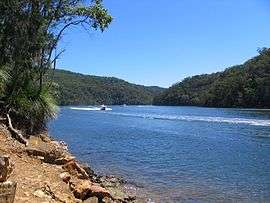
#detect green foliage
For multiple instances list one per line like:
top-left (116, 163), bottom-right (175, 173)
top-left (153, 49), bottom-right (270, 108)
top-left (51, 69), bottom-right (164, 105)
top-left (10, 83), bottom-right (59, 133)
top-left (0, 0), bottom-right (112, 133)
top-left (0, 67), bottom-right (9, 96)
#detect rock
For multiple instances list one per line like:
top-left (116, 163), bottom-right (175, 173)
top-left (63, 160), bottom-right (89, 179)
top-left (33, 189), bottom-right (51, 199)
top-left (54, 155), bottom-right (75, 165)
top-left (124, 196), bottom-right (136, 202)
top-left (25, 147), bottom-right (70, 165)
top-left (69, 180), bottom-right (111, 200)
top-left (24, 191), bottom-right (30, 197)
top-left (75, 199), bottom-right (83, 203)
top-left (59, 172), bottom-right (71, 183)
top-left (26, 147), bottom-right (45, 157)
top-left (70, 180), bottom-right (92, 200)
top-left (39, 134), bottom-right (52, 142)
top-left (83, 196), bottom-right (99, 203)
top-left (37, 156), bottom-right (45, 160)
top-left (51, 140), bottom-right (68, 151)
top-left (0, 155), bottom-right (13, 182)
top-left (59, 140), bottom-right (69, 151)
top-left (102, 196), bottom-right (113, 203)
top-left (25, 147), bottom-right (54, 163)
top-left (89, 184), bottom-right (111, 199)
top-left (81, 164), bottom-right (96, 178)
top-left (0, 181), bottom-right (17, 203)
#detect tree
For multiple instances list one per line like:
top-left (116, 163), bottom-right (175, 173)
top-left (0, 0), bottom-right (112, 144)
top-left (153, 48), bottom-right (270, 108)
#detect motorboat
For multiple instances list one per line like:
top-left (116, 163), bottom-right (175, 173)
top-left (100, 104), bottom-right (107, 110)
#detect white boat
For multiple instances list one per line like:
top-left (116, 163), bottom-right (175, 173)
top-left (100, 104), bottom-right (108, 110)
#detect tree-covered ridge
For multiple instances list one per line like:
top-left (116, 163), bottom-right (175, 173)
top-left (153, 48), bottom-right (270, 108)
top-left (52, 69), bottom-right (165, 105)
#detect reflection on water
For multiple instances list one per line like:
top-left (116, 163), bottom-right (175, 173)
top-left (50, 106), bottom-right (270, 202)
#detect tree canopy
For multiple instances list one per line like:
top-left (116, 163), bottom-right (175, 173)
top-left (0, 0), bottom-right (112, 138)
top-left (153, 48), bottom-right (270, 108)
top-left (51, 69), bottom-right (164, 105)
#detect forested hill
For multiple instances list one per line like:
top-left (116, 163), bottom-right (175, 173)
top-left (52, 69), bottom-right (164, 105)
top-left (153, 48), bottom-right (270, 108)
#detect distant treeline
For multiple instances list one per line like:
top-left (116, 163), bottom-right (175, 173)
top-left (52, 69), bottom-right (164, 105)
top-left (153, 48), bottom-right (270, 108)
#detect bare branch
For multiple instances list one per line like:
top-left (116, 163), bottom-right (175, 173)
top-left (6, 113), bottom-right (28, 146)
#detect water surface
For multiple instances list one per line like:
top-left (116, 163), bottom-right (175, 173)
top-left (49, 106), bottom-right (270, 202)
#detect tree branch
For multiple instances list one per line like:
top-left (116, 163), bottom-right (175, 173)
top-left (6, 113), bottom-right (28, 146)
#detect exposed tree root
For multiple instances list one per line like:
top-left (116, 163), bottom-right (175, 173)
top-left (6, 113), bottom-right (28, 146)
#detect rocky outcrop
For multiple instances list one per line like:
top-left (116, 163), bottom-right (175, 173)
top-left (25, 139), bottom-right (136, 202)
top-left (25, 147), bottom-right (75, 165)
top-left (0, 127), bottom-right (137, 203)
top-left (59, 172), bottom-right (71, 184)
top-left (63, 160), bottom-right (90, 179)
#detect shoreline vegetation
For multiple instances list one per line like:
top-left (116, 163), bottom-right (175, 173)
top-left (52, 49), bottom-right (269, 109)
top-left (0, 125), bottom-right (140, 203)
top-left (153, 48), bottom-right (270, 108)
top-left (51, 69), bottom-right (164, 106)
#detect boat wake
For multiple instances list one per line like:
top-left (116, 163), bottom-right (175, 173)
top-left (70, 107), bottom-right (112, 111)
top-left (108, 112), bottom-right (270, 127)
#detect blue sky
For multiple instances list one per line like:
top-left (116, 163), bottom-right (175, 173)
top-left (58, 0), bottom-right (270, 87)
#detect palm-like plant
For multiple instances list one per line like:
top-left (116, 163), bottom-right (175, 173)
top-left (8, 80), bottom-right (59, 133)
top-left (0, 67), bottom-right (9, 97)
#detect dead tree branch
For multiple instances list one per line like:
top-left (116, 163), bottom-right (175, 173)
top-left (6, 113), bottom-right (28, 146)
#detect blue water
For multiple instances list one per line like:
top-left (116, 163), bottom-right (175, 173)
top-left (49, 106), bottom-right (270, 202)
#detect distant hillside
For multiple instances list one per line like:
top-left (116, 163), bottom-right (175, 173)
top-left (52, 69), bottom-right (164, 105)
top-left (153, 48), bottom-right (270, 108)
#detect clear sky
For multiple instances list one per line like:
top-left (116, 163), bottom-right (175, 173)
top-left (58, 0), bottom-right (270, 87)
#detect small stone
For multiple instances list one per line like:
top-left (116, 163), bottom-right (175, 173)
top-left (75, 199), bottom-right (83, 203)
top-left (102, 196), bottom-right (113, 203)
top-left (83, 196), bottom-right (99, 203)
top-left (37, 156), bottom-right (44, 160)
top-left (24, 192), bottom-right (30, 197)
top-left (124, 196), bottom-right (136, 201)
top-left (33, 189), bottom-right (51, 199)
top-left (59, 172), bottom-right (71, 183)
